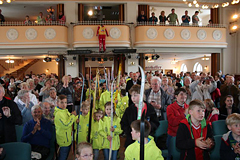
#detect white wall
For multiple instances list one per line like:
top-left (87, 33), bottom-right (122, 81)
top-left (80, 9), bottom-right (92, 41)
top-left (65, 55), bottom-right (79, 77)
top-left (219, 6), bottom-right (240, 74)
top-left (25, 60), bottom-right (58, 75)
top-left (85, 60), bottom-right (113, 67)
top-left (149, 6), bottom-right (210, 25)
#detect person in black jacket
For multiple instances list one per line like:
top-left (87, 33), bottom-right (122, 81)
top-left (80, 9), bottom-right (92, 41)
top-left (176, 100), bottom-right (214, 160)
top-left (137, 11), bottom-right (147, 22)
top-left (0, 85), bottom-right (22, 144)
top-left (121, 84), bottom-right (159, 148)
top-left (126, 73), bottom-right (141, 106)
top-left (220, 113), bottom-right (240, 160)
top-left (219, 95), bottom-right (240, 120)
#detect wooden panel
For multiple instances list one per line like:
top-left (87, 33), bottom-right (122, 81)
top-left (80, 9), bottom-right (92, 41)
top-left (119, 4), bottom-right (124, 21)
top-left (139, 53), bottom-right (145, 70)
top-left (211, 8), bottom-right (219, 24)
top-left (57, 4), bottom-right (64, 20)
top-left (78, 4), bottom-right (84, 21)
top-left (58, 55), bottom-right (65, 79)
top-left (78, 55), bottom-right (85, 76)
top-left (138, 5), bottom-right (149, 20)
top-left (211, 53), bottom-right (220, 76)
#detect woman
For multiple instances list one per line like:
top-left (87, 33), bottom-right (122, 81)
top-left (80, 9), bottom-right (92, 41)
top-left (58, 75), bottom-right (74, 112)
top-left (39, 79), bottom-right (51, 102)
top-left (159, 11), bottom-right (167, 24)
top-left (204, 99), bottom-right (219, 123)
top-left (37, 12), bottom-right (46, 24)
top-left (59, 11), bottom-right (66, 23)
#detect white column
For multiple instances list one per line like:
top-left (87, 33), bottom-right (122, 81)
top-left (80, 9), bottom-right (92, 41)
top-left (64, 2), bottom-right (79, 77)
top-left (124, 2), bottom-right (138, 74)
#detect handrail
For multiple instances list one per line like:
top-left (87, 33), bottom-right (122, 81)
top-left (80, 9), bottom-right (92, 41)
top-left (74, 21), bottom-right (133, 25)
top-left (0, 21), bottom-right (67, 26)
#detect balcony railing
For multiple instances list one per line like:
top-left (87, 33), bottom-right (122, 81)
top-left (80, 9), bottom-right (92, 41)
top-left (0, 21), bottom-right (66, 26)
top-left (74, 21), bottom-right (133, 25)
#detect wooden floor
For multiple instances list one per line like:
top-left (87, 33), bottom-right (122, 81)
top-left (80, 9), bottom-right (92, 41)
top-left (68, 137), bottom-right (126, 160)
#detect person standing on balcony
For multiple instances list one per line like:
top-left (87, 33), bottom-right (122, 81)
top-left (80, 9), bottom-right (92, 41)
top-left (37, 12), bottom-right (46, 24)
top-left (137, 10), bottom-right (147, 23)
top-left (149, 12), bottom-right (158, 24)
top-left (24, 15), bottom-right (32, 25)
top-left (59, 11), bottom-right (66, 23)
top-left (159, 11), bottom-right (167, 25)
top-left (167, 8), bottom-right (179, 25)
top-left (96, 24), bottom-right (109, 53)
top-left (181, 10), bottom-right (190, 26)
top-left (97, 6), bottom-right (103, 21)
top-left (192, 11), bottom-right (199, 26)
top-left (0, 9), bottom-right (5, 23)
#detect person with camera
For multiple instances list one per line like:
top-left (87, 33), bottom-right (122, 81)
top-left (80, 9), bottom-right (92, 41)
top-left (190, 75), bottom-right (217, 101)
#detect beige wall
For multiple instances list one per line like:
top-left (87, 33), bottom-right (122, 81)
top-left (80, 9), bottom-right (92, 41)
top-left (25, 60), bottom-right (58, 75)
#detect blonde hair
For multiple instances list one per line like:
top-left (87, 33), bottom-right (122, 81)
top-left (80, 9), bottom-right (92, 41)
top-left (226, 113), bottom-right (240, 126)
top-left (62, 75), bottom-right (69, 83)
top-left (82, 100), bottom-right (90, 109)
top-left (76, 142), bottom-right (93, 157)
top-left (189, 99), bottom-right (206, 110)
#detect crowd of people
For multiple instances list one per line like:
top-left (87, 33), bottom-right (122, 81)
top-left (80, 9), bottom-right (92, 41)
top-left (0, 70), bottom-right (239, 160)
top-left (138, 8), bottom-right (213, 26)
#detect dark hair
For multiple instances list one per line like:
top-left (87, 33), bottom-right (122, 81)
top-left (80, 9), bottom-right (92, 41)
top-left (131, 120), bottom-right (151, 138)
top-left (171, 8), bottom-right (175, 11)
top-left (26, 15), bottom-right (29, 18)
top-left (225, 95), bottom-right (234, 101)
top-left (129, 84), bottom-right (141, 95)
top-left (57, 94), bottom-right (67, 101)
top-left (174, 88), bottom-right (187, 96)
top-left (121, 89), bottom-right (126, 96)
top-left (195, 11), bottom-right (199, 14)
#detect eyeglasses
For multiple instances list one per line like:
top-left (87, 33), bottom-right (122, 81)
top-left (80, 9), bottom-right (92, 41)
top-left (81, 154), bottom-right (93, 158)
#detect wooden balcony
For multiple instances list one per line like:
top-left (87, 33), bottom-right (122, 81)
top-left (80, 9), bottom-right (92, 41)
top-left (73, 24), bottom-right (130, 48)
top-left (135, 25), bottom-right (227, 48)
top-left (0, 23), bottom-right (68, 49)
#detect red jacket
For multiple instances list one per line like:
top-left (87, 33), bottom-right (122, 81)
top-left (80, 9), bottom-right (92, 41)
top-left (167, 101), bottom-right (189, 136)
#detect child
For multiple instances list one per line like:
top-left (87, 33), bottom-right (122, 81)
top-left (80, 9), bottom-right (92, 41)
top-left (220, 113), bottom-right (240, 159)
top-left (99, 102), bottom-right (122, 160)
top-left (125, 119), bottom-right (164, 160)
top-left (91, 110), bottom-right (103, 160)
top-left (204, 99), bottom-right (219, 123)
top-left (76, 142), bottom-right (93, 160)
top-left (116, 89), bottom-right (129, 118)
top-left (54, 95), bottom-right (78, 160)
top-left (75, 101), bottom-right (90, 144)
top-left (121, 84), bottom-right (159, 148)
top-left (176, 99), bottom-right (214, 160)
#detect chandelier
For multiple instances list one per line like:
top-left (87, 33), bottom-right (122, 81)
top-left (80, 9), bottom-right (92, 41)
top-left (0, 0), bottom-right (11, 4)
top-left (183, 0), bottom-right (239, 9)
top-left (47, 6), bottom-right (54, 13)
top-left (171, 58), bottom-right (178, 64)
top-left (5, 59), bottom-right (14, 63)
top-left (201, 55), bottom-right (209, 60)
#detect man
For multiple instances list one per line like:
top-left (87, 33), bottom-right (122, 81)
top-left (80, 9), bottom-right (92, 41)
top-left (0, 9), bottom-right (5, 23)
top-left (149, 12), bottom-right (158, 24)
top-left (126, 73), bottom-right (141, 106)
top-left (192, 11), bottom-right (199, 25)
top-left (21, 105), bottom-right (52, 160)
top-left (137, 10), bottom-right (147, 22)
top-left (167, 8), bottom-right (179, 25)
top-left (220, 76), bottom-right (240, 107)
top-left (181, 10), bottom-right (190, 25)
top-left (161, 76), bottom-right (174, 100)
top-left (0, 84), bottom-right (22, 143)
top-left (182, 76), bottom-right (192, 104)
top-left (145, 76), bottom-right (171, 120)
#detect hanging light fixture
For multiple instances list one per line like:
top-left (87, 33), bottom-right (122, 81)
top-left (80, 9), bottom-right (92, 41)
top-left (0, 0), bottom-right (11, 4)
top-left (47, 6), bottom-right (54, 13)
top-left (193, 0), bottom-right (198, 4)
top-left (171, 58), bottom-right (178, 64)
top-left (184, 0), bottom-right (235, 8)
top-left (188, 3), bottom-right (192, 7)
top-left (5, 58), bottom-right (14, 63)
top-left (201, 55), bottom-right (209, 60)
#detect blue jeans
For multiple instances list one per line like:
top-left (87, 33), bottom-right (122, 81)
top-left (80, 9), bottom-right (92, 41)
top-left (58, 145), bottom-right (71, 160)
top-left (102, 149), bottom-right (117, 160)
top-left (93, 149), bottom-right (99, 160)
top-left (166, 134), bottom-right (173, 160)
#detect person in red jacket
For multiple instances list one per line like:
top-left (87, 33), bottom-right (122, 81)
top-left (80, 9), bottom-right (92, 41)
top-left (166, 88), bottom-right (189, 160)
top-left (96, 25), bottom-right (109, 53)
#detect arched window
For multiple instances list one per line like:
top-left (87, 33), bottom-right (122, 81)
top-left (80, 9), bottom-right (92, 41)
top-left (193, 62), bottom-right (203, 73)
top-left (180, 63), bottom-right (188, 73)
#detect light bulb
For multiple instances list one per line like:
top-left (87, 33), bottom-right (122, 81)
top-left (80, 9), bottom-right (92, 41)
top-left (236, 0), bottom-right (239, 3)
top-left (0, 0), bottom-right (3, 4)
top-left (232, 25), bottom-right (238, 30)
top-left (195, 3), bottom-right (199, 7)
top-left (188, 3), bottom-right (192, 7)
top-left (88, 10), bottom-right (93, 16)
top-left (183, 0), bottom-right (186, 1)
top-left (193, 0), bottom-right (197, 4)
top-left (6, 0), bottom-right (11, 3)
top-left (233, 14), bottom-right (238, 19)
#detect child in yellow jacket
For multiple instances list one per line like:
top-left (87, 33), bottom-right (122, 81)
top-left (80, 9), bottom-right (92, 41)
top-left (99, 101), bottom-right (122, 160)
top-left (75, 101), bottom-right (90, 144)
top-left (91, 109), bottom-right (103, 160)
top-left (116, 89), bottom-right (129, 118)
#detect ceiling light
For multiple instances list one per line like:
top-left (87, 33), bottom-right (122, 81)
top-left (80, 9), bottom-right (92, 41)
top-left (193, 0), bottom-right (197, 4)
top-left (171, 58), bottom-right (178, 64)
top-left (0, 1), bottom-right (3, 4)
top-left (183, 0), bottom-right (186, 1)
top-left (148, 60), bottom-right (154, 63)
top-left (88, 10), bottom-right (93, 16)
top-left (47, 6), bottom-right (54, 13)
top-left (188, 3), bottom-right (192, 7)
top-left (44, 57), bottom-right (52, 62)
top-left (5, 59), bottom-right (14, 63)
top-left (202, 55), bottom-right (209, 60)
top-left (195, 3), bottom-right (199, 7)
